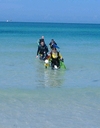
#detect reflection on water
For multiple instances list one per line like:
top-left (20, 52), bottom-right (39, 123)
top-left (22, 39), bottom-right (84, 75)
top-left (35, 60), bottom-right (66, 88)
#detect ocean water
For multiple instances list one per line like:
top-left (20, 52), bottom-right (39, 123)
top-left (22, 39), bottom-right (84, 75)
top-left (0, 22), bottom-right (100, 128)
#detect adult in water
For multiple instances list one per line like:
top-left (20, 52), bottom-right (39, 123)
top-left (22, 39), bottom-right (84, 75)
top-left (36, 41), bottom-right (49, 60)
top-left (49, 44), bottom-right (63, 69)
top-left (38, 36), bottom-right (45, 46)
top-left (49, 39), bottom-right (57, 49)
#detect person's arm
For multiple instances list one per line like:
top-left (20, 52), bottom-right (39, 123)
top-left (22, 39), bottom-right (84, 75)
top-left (44, 45), bottom-right (49, 53)
top-left (59, 53), bottom-right (62, 59)
top-left (36, 46), bottom-right (40, 57)
top-left (46, 45), bottom-right (49, 53)
top-left (59, 53), bottom-right (64, 62)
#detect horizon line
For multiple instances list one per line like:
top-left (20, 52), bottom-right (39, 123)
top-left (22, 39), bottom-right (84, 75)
top-left (0, 20), bottom-right (100, 25)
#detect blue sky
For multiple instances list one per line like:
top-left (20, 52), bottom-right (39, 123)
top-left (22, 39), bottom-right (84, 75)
top-left (0, 0), bottom-right (100, 23)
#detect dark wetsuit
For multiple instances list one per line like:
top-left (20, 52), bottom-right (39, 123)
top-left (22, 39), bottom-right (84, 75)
top-left (37, 44), bottom-right (48, 60)
top-left (50, 51), bottom-right (60, 68)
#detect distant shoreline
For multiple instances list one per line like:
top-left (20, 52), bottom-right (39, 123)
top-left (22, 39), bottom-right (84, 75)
top-left (0, 21), bottom-right (100, 25)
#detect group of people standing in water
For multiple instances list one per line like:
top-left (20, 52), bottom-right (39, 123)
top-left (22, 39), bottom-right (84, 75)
top-left (36, 36), bottom-right (64, 69)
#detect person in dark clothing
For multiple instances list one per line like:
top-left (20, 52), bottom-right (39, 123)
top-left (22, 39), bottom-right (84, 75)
top-left (38, 36), bottom-right (45, 46)
top-left (36, 41), bottom-right (49, 60)
top-left (49, 44), bottom-right (63, 69)
top-left (49, 39), bottom-right (57, 49)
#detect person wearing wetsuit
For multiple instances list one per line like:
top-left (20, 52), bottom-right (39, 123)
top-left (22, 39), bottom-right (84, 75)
top-left (49, 45), bottom-right (63, 69)
top-left (49, 39), bottom-right (57, 49)
top-left (38, 36), bottom-right (45, 45)
top-left (36, 41), bottom-right (49, 60)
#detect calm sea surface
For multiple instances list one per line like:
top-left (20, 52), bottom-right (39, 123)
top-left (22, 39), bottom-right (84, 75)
top-left (0, 22), bottom-right (100, 128)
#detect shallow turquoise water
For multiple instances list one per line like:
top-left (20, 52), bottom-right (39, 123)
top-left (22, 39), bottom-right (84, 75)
top-left (0, 22), bottom-right (100, 128)
top-left (0, 88), bottom-right (100, 128)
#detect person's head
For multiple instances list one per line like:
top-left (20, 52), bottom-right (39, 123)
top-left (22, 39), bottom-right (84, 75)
top-left (51, 39), bottom-right (54, 43)
top-left (40, 41), bottom-right (45, 46)
top-left (52, 47), bottom-right (57, 53)
top-left (41, 36), bottom-right (44, 39)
